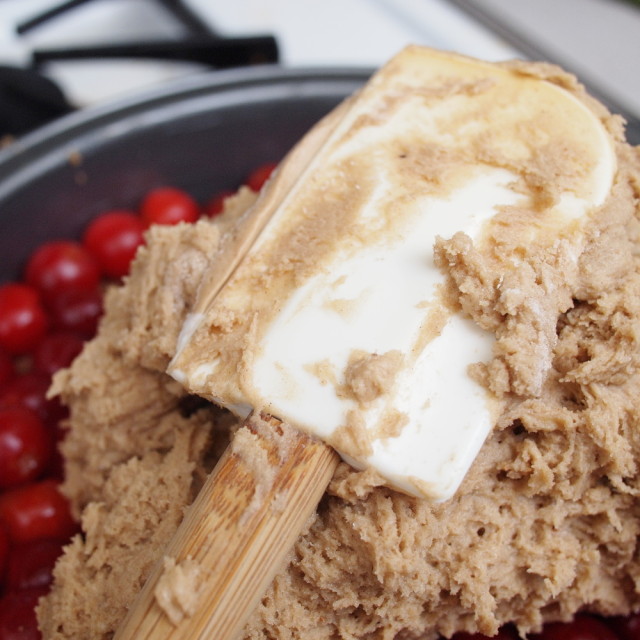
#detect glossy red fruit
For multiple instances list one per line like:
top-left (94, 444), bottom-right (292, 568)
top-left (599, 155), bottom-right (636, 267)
top-left (204, 189), bottom-right (235, 217)
top-left (140, 186), bottom-right (199, 226)
top-left (0, 523), bottom-right (9, 579)
top-left (0, 406), bottom-right (52, 489)
top-left (32, 332), bottom-right (84, 376)
top-left (245, 162), bottom-right (277, 191)
top-left (0, 479), bottom-right (76, 544)
top-left (0, 586), bottom-right (48, 640)
top-left (83, 211), bottom-right (145, 278)
top-left (0, 284), bottom-right (48, 355)
top-left (532, 615), bottom-right (619, 640)
top-left (451, 624), bottom-right (520, 639)
top-left (5, 538), bottom-right (64, 591)
top-left (46, 446), bottom-right (65, 483)
top-left (39, 423), bottom-right (67, 483)
top-left (49, 287), bottom-right (102, 339)
top-left (606, 613), bottom-right (640, 640)
top-left (0, 348), bottom-right (15, 387)
top-left (0, 373), bottom-right (66, 425)
top-left (24, 240), bottom-right (100, 302)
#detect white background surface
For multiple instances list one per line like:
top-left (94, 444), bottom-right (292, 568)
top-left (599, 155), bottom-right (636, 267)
top-left (463, 0), bottom-right (640, 134)
top-left (0, 0), bottom-right (638, 124)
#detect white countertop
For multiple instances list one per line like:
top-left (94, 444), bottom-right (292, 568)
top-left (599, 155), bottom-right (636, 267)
top-left (0, 0), bottom-right (638, 135)
top-left (461, 0), bottom-right (640, 137)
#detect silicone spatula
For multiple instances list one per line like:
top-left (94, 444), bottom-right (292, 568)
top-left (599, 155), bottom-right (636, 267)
top-left (115, 45), bottom-right (616, 640)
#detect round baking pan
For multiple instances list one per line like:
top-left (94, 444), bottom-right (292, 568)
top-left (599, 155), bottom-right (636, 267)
top-left (0, 65), bottom-right (370, 281)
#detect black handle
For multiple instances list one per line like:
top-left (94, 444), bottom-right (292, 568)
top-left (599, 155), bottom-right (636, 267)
top-left (18, 0), bottom-right (217, 37)
top-left (32, 36), bottom-right (279, 69)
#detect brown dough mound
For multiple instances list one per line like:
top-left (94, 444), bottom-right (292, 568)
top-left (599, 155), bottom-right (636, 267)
top-left (37, 117), bottom-right (640, 640)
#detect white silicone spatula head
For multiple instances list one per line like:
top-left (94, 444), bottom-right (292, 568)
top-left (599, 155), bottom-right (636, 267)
top-left (169, 46), bottom-right (616, 501)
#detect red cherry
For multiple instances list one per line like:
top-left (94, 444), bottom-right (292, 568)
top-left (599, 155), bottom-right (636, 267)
top-left (0, 479), bottom-right (77, 544)
top-left (451, 625), bottom-right (521, 640)
top-left (47, 448), bottom-right (65, 483)
top-left (140, 187), bottom-right (199, 226)
top-left (32, 332), bottom-right (84, 376)
top-left (0, 523), bottom-right (9, 579)
top-left (5, 538), bottom-right (65, 592)
top-left (47, 421), bottom-right (69, 482)
top-left (0, 284), bottom-right (48, 355)
top-left (605, 614), bottom-right (640, 640)
top-left (49, 287), bottom-right (102, 339)
top-left (0, 406), bottom-right (52, 489)
top-left (24, 240), bottom-right (100, 302)
top-left (245, 162), bottom-right (277, 191)
top-left (204, 189), bottom-right (235, 217)
top-left (83, 211), bottom-right (145, 278)
top-left (0, 586), bottom-right (48, 640)
top-left (0, 348), bottom-right (15, 388)
top-left (0, 373), bottom-right (66, 425)
top-left (532, 615), bottom-right (619, 640)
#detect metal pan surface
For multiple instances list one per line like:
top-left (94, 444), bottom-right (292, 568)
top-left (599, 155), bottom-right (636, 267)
top-left (0, 66), bottom-right (370, 280)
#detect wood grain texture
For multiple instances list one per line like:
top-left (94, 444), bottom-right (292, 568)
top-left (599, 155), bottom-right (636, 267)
top-left (114, 412), bottom-right (339, 640)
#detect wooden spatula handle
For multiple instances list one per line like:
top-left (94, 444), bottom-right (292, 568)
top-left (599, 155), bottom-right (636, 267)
top-left (114, 412), bottom-right (339, 640)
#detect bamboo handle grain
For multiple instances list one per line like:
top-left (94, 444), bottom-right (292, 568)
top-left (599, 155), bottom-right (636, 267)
top-left (114, 412), bottom-right (339, 640)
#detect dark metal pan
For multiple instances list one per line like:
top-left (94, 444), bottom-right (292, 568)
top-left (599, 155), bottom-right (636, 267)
top-left (0, 66), bottom-right (369, 281)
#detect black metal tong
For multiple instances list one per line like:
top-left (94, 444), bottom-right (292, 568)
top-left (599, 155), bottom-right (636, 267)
top-left (18, 0), bottom-right (279, 70)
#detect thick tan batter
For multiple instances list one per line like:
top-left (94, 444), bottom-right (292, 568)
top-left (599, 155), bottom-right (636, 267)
top-left (37, 59), bottom-right (640, 639)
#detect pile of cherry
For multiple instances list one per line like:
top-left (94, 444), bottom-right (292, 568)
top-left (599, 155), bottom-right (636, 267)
top-left (0, 164), bottom-right (273, 640)
top-left (0, 162), bottom-right (637, 640)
